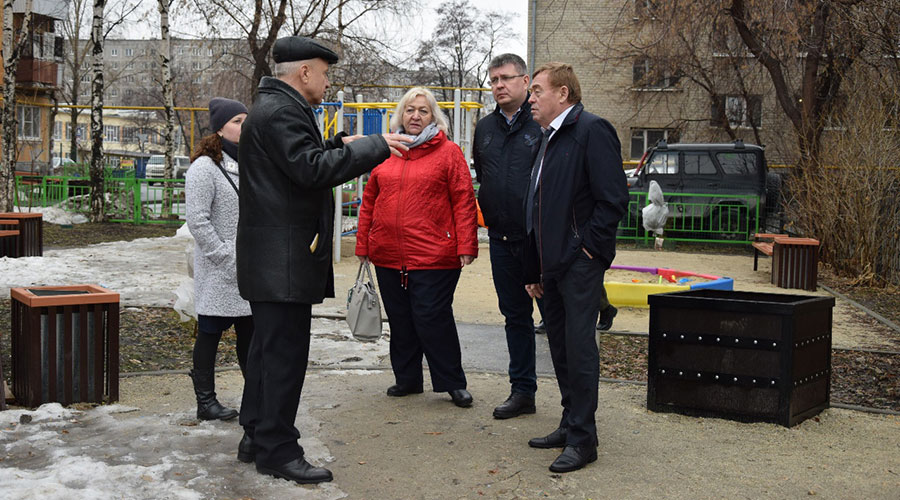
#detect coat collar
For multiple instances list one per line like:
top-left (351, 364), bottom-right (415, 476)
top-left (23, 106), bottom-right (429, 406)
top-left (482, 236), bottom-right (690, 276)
top-left (493, 95), bottom-right (533, 132)
top-left (259, 76), bottom-right (312, 109)
top-left (555, 101), bottom-right (584, 131)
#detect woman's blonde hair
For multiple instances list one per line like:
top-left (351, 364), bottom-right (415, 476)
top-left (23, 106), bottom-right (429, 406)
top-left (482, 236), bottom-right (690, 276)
top-left (389, 87), bottom-right (450, 134)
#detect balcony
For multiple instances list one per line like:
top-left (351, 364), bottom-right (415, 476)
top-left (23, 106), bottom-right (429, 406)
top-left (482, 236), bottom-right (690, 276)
top-left (16, 57), bottom-right (58, 87)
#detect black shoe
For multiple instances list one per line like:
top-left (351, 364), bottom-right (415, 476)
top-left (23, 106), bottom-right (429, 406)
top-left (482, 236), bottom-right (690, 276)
top-left (534, 321), bottom-right (546, 334)
top-left (596, 305), bottom-right (618, 331)
top-left (256, 457), bottom-right (333, 484)
top-left (448, 389), bottom-right (473, 408)
top-left (549, 445), bottom-right (597, 473)
top-left (189, 369), bottom-right (239, 421)
top-left (237, 432), bottom-right (255, 463)
top-left (386, 384), bottom-right (424, 397)
top-left (528, 427), bottom-right (568, 449)
top-left (492, 393), bottom-right (536, 419)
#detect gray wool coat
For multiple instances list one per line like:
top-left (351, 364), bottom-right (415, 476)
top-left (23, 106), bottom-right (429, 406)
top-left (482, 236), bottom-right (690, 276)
top-left (185, 152), bottom-right (252, 317)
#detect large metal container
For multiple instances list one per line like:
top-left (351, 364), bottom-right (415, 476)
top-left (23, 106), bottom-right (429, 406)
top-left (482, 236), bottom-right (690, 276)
top-left (10, 285), bottom-right (120, 407)
top-left (647, 289), bottom-right (834, 427)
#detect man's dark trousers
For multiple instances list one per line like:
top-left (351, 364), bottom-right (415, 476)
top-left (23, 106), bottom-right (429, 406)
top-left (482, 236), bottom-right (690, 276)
top-left (375, 266), bottom-right (467, 391)
top-left (239, 301), bottom-right (312, 467)
top-left (489, 238), bottom-right (537, 397)
top-left (542, 252), bottom-right (607, 448)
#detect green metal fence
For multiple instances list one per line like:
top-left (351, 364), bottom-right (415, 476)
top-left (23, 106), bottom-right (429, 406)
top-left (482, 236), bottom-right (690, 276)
top-left (14, 175), bottom-right (761, 244)
top-left (617, 191), bottom-right (761, 244)
top-left (15, 175), bottom-right (187, 224)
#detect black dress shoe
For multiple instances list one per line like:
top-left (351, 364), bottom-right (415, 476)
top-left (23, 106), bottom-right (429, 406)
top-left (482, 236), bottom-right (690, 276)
top-left (256, 457), bottom-right (333, 484)
top-left (448, 389), bottom-right (473, 408)
top-left (534, 321), bottom-right (546, 334)
top-left (596, 305), bottom-right (618, 331)
top-left (492, 393), bottom-right (536, 419)
top-left (528, 427), bottom-right (567, 449)
top-left (386, 384), bottom-right (424, 397)
top-left (237, 432), bottom-right (255, 463)
top-left (549, 445), bottom-right (597, 473)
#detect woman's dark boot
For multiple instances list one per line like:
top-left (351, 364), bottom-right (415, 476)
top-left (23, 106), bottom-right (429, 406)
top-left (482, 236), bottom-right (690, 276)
top-left (189, 369), bottom-right (238, 421)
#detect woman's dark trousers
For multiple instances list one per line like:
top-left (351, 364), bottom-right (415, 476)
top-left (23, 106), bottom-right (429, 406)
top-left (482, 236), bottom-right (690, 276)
top-left (191, 315), bottom-right (253, 421)
top-left (375, 266), bottom-right (467, 392)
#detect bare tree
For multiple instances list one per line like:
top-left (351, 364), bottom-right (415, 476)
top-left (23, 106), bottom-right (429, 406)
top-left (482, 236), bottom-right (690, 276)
top-left (414, 0), bottom-right (514, 100)
top-left (0, 0), bottom-right (34, 211)
top-left (159, 0), bottom-right (176, 216)
top-left (60, 0), bottom-right (139, 162)
top-left (88, 0), bottom-right (107, 222)
top-left (186, 0), bottom-right (409, 100)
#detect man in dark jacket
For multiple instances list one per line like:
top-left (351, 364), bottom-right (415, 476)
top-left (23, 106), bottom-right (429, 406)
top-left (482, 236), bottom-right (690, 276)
top-left (523, 62), bottom-right (629, 473)
top-left (472, 53), bottom-right (544, 420)
top-left (236, 36), bottom-right (408, 484)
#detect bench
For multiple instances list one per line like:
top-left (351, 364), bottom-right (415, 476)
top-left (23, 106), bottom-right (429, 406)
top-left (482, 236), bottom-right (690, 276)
top-left (751, 233), bottom-right (786, 271)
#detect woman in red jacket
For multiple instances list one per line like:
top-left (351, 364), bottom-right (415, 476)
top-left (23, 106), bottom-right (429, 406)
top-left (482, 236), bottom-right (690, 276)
top-left (356, 87), bottom-right (479, 408)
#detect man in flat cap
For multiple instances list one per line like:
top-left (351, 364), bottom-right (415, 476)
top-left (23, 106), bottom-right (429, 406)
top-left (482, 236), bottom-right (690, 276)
top-left (235, 35), bottom-right (409, 484)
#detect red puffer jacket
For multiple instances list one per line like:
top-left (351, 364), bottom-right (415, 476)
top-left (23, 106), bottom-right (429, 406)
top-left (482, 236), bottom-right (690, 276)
top-left (356, 130), bottom-right (478, 271)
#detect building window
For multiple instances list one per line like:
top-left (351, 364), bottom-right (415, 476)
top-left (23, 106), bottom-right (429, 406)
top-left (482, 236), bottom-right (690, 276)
top-left (192, 47), bottom-right (201, 56)
top-left (111, 48), bottom-right (118, 56)
top-left (126, 62), bottom-right (134, 69)
top-left (207, 48), bottom-right (213, 56)
top-left (711, 95), bottom-right (762, 128)
top-left (192, 61), bottom-right (201, 70)
top-left (81, 74), bottom-right (90, 83)
top-left (192, 76), bottom-right (202, 84)
top-left (80, 87), bottom-right (89, 97)
top-left (111, 61), bottom-right (119, 69)
top-left (630, 128), bottom-right (678, 159)
top-left (110, 88), bottom-right (118, 97)
top-left (104, 125), bottom-right (119, 142)
top-left (632, 58), bottom-right (679, 89)
top-left (125, 75), bottom-right (135, 83)
top-left (141, 48), bottom-right (147, 56)
top-left (125, 48), bottom-right (133, 56)
top-left (17, 106), bottom-right (41, 140)
top-left (126, 89), bottom-right (133, 97)
top-left (53, 121), bottom-right (62, 140)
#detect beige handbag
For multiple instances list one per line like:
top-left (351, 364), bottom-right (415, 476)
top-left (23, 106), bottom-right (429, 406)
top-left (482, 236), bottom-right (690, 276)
top-left (347, 261), bottom-right (383, 342)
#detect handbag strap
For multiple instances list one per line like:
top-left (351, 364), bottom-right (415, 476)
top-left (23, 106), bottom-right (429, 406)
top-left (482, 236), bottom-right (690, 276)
top-left (356, 260), bottom-right (375, 284)
top-left (215, 161), bottom-right (239, 195)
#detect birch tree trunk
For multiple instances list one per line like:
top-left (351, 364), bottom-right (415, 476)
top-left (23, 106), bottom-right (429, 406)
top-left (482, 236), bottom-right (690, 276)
top-left (0, 0), bottom-right (33, 211)
top-left (158, 0), bottom-right (174, 217)
top-left (89, 0), bottom-right (106, 222)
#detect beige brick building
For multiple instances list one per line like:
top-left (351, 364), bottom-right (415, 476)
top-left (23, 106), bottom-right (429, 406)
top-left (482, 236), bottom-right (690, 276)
top-left (527, 0), bottom-right (797, 163)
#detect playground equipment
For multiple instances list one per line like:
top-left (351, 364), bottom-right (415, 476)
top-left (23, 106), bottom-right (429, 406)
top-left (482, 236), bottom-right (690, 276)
top-left (605, 265), bottom-right (734, 308)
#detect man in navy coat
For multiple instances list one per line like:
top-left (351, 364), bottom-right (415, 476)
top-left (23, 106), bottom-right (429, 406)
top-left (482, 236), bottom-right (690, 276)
top-left (523, 62), bottom-right (629, 473)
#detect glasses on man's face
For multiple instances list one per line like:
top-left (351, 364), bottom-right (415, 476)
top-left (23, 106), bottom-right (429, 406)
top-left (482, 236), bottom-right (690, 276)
top-left (489, 74), bottom-right (525, 87)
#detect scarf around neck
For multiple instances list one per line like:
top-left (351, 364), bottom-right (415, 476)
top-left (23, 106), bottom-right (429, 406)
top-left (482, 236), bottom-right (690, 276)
top-left (399, 122), bottom-right (440, 148)
top-left (220, 138), bottom-right (239, 175)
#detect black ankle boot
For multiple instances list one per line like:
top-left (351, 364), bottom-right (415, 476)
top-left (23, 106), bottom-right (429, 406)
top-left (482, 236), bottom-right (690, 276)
top-left (190, 369), bottom-right (238, 421)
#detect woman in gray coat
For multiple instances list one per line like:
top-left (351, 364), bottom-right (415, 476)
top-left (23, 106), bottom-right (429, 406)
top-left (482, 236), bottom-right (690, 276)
top-left (185, 97), bottom-right (252, 421)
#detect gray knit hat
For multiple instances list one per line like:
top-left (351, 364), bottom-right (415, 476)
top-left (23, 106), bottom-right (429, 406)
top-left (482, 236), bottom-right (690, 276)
top-left (209, 97), bottom-right (248, 133)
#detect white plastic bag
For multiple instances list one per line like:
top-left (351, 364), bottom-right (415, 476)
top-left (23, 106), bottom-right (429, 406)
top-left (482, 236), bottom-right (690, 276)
top-left (641, 180), bottom-right (669, 236)
top-left (173, 276), bottom-right (197, 322)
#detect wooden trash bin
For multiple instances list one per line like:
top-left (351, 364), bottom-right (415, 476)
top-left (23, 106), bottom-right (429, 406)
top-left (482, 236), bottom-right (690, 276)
top-left (647, 289), bottom-right (834, 427)
top-left (10, 285), bottom-right (120, 407)
top-left (772, 237), bottom-right (820, 291)
top-left (0, 212), bottom-right (42, 257)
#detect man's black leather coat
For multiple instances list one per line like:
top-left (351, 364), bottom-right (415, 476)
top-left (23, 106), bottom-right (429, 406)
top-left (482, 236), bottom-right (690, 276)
top-left (237, 77), bottom-right (390, 303)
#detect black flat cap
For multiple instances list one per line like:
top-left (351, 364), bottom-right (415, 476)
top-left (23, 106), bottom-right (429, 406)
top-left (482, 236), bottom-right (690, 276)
top-left (273, 36), bottom-right (339, 64)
